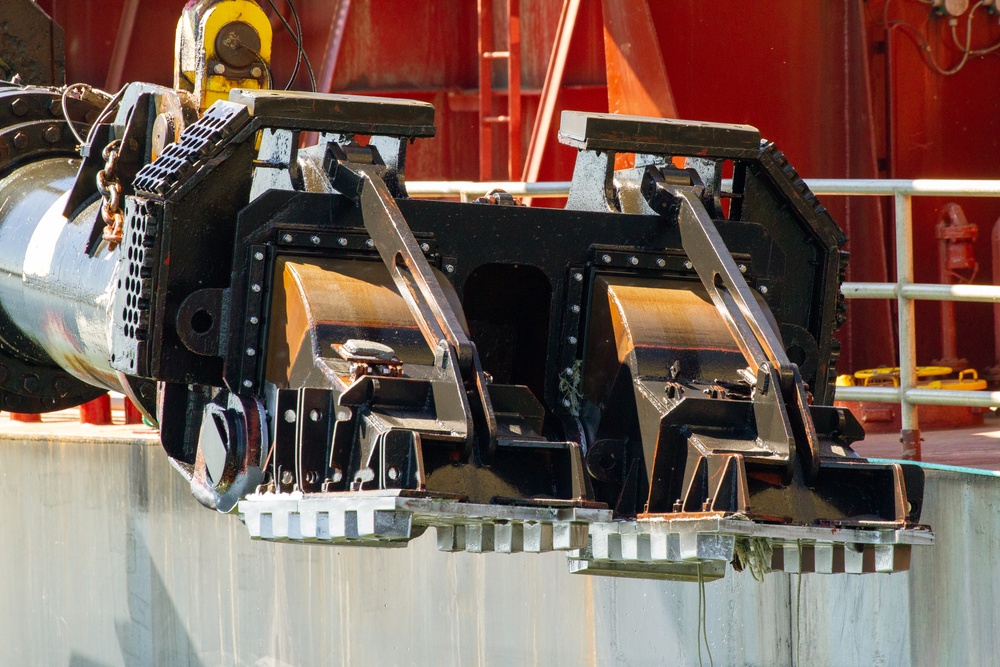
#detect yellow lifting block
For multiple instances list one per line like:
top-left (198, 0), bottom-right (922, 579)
top-left (920, 368), bottom-right (988, 391)
top-left (854, 365), bottom-right (953, 387)
top-left (175, 0), bottom-right (273, 111)
top-left (852, 365), bottom-right (985, 390)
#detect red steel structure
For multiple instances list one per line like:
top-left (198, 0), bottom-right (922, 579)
top-left (33, 0), bottom-right (1000, 376)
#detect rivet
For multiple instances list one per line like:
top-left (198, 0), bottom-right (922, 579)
top-left (337, 237), bottom-right (348, 246)
top-left (573, 272), bottom-right (583, 282)
top-left (213, 63), bottom-right (226, 74)
top-left (601, 254), bottom-right (612, 264)
top-left (629, 256), bottom-right (639, 266)
top-left (282, 233), bottom-right (293, 243)
top-left (445, 264), bottom-right (455, 274)
top-left (311, 236), bottom-right (320, 245)
top-left (656, 258), bottom-right (666, 268)
top-left (242, 379), bottom-right (253, 388)
top-left (254, 251), bottom-right (264, 261)
top-left (251, 66), bottom-right (263, 78)
top-left (567, 336), bottom-right (578, 345)
top-left (571, 304), bottom-right (581, 314)
top-left (683, 260), bottom-right (693, 270)
top-left (249, 316), bottom-right (259, 325)
top-left (738, 264), bottom-right (747, 274)
top-left (246, 348), bottom-right (256, 356)
top-left (284, 409), bottom-right (296, 423)
top-left (365, 239), bottom-right (374, 248)
top-left (251, 284), bottom-right (261, 292)
top-left (420, 243), bottom-right (431, 252)
top-left (759, 285), bottom-right (769, 295)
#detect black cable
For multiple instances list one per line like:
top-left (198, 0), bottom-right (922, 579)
top-left (264, 0), bottom-right (316, 91)
top-left (264, 0), bottom-right (302, 89)
top-left (285, 0), bottom-right (317, 91)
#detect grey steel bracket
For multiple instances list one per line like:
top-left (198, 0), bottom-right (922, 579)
top-left (642, 167), bottom-right (821, 482)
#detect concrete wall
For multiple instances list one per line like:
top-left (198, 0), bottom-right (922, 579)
top-left (0, 431), bottom-right (995, 666)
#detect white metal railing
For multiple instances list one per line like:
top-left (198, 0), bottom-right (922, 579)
top-left (407, 177), bottom-right (1000, 435)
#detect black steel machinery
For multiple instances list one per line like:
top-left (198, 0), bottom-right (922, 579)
top-left (0, 0), bottom-right (930, 580)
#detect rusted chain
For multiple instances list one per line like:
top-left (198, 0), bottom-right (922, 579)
top-left (97, 140), bottom-right (124, 249)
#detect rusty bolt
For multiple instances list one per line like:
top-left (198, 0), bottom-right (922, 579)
top-left (251, 66), bottom-right (264, 78)
top-left (12, 132), bottom-right (29, 150)
top-left (43, 125), bottom-right (61, 144)
top-left (53, 376), bottom-right (70, 397)
top-left (22, 374), bottom-right (39, 393)
top-left (10, 98), bottom-right (28, 117)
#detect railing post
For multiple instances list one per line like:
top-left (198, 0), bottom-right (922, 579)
top-left (896, 192), bottom-right (921, 460)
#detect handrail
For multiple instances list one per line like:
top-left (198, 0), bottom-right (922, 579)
top-left (406, 178), bottom-right (1000, 199)
top-left (406, 177), bottom-right (1000, 458)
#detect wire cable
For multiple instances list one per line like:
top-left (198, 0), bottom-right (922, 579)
top-left (60, 83), bottom-right (113, 146)
top-left (264, 0), bottom-right (316, 91)
top-left (286, 0), bottom-right (317, 91)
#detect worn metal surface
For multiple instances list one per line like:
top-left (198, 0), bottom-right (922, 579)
top-left (0, 428), bottom-right (994, 665)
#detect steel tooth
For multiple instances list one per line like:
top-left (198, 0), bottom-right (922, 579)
top-left (466, 524), bottom-right (495, 553)
top-left (494, 523), bottom-right (523, 553)
top-left (620, 526), bottom-right (651, 562)
top-left (552, 521), bottom-right (589, 551)
top-left (436, 525), bottom-right (466, 552)
top-left (523, 522), bottom-right (554, 552)
top-left (814, 543), bottom-right (846, 574)
top-left (844, 543), bottom-right (865, 574)
top-left (777, 543), bottom-right (815, 574)
top-left (286, 512), bottom-right (303, 540)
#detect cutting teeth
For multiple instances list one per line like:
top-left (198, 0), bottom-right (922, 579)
top-left (239, 492), bottom-right (603, 552)
top-left (239, 493), bottom-right (929, 579)
top-left (566, 517), bottom-right (929, 580)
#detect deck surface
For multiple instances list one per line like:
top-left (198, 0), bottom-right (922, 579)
top-left (853, 414), bottom-right (1000, 471)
